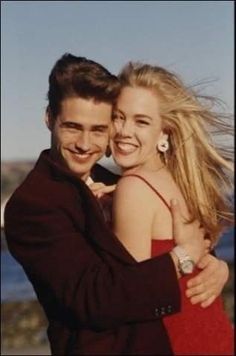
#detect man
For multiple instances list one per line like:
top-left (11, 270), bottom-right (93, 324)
top-left (4, 53), bottom-right (228, 355)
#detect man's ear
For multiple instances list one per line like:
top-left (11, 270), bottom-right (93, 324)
top-left (44, 110), bottom-right (53, 131)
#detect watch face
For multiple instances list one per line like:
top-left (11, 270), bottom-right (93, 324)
top-left (181, 260), bottom-right (194, 274)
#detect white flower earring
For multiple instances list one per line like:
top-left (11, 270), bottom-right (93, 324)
top-left (157, 134), bottom-right (169, 153)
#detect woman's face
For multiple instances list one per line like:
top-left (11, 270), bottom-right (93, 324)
top-left (110, 86), bottom-right (164, 171)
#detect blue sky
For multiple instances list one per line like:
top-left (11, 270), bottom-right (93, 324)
top-left (1, 1), bottom-right (234, 161)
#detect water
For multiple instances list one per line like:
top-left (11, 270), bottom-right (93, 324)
top-left (215, 229), bottom-right (234, 261)
top-left (1, 250), bottom-right (37, 302)
top-left (1, 228), bottom-right (234, 302)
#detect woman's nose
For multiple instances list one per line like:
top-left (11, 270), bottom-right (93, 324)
top-left (115, 120), bottom-right (134, 137)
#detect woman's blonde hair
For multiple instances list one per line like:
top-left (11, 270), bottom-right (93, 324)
top-left (118, 62), bottom-right (234, 245)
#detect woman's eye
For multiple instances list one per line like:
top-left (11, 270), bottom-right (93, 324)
top-left (137, 120), bottom-right (149, 125)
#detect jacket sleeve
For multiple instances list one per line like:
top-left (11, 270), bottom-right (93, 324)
top-left (4, 186), bottom-right (181, 331)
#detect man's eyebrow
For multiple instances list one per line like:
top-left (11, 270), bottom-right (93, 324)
top-left (60, 120), bottom-right (79, 126)
top-left (60, 122), bottom-right (109, 130)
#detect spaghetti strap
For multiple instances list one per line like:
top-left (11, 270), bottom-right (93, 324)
top-left (121, 174), bottom-right (171, 212)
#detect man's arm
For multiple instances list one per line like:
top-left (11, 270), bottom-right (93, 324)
top-left (4, 187), bottom-right (181, 331)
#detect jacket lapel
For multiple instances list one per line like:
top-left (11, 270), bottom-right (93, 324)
top-left (36, 151), bottom-right (136, 265)
top-left (77, 181), bottom-right (137, 264)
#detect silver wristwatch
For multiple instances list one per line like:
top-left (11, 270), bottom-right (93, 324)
top-left (172, 246), bottom-right (195, 275)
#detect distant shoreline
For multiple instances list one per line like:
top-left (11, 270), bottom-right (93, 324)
top-left (1, 345), bottom-right (50, 356)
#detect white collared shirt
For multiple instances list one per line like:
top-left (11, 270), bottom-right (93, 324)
top-left (85, 176), bottom-right (94, 186)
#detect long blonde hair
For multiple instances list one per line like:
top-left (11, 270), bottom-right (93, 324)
top-left (118, 62), bottom-right (234, 245)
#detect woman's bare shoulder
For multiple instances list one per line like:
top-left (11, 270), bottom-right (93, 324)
top-left (121, 168), bottom-right (174, 197)
top-left (115, 173), bottom-right (153, 201)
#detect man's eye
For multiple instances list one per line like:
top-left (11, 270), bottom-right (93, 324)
top-left (62, 123), bottom-right (78, 130)
top-left (94, 128), bottom-right (105, 133)
top-left (92, 127), bottom-right (108, 134)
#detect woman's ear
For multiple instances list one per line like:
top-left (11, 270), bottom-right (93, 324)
top-left (158, 131), bottom-right (169, 142)
top-left (162, 133), bottom-right (169, 141)
top-left (156, 130), bottom-right (170, 153)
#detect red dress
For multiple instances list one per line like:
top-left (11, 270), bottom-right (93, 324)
top-left (152, 239), bottom-right (234, 355)
top-left (101, 173), bottom-right (234, 355)
top-left (121, 174), bottom-right (234, 355)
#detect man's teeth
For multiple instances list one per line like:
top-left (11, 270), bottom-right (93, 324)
top-left (74, 152), bottom-right (91, 158)
top-left (78, 153), bottom-right (90, 157)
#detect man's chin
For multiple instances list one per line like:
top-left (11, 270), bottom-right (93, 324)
top-left (67, 161), bottom-right (92, 180)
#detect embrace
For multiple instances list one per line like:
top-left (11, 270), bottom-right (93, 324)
top-left (5, 53), bottom-right (234, 355)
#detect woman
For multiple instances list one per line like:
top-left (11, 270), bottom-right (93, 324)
top-left (108, 62), bottom-right (234, 355)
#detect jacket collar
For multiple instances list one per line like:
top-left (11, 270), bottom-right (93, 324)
top-left (35, 150), bottom-right (136, 264)
top-left (35, 149), bottom-right (83, 184)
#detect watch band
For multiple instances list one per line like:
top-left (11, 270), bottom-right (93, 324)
top-left (172, 245), bottom-right (195, 275)
top-left (172, 245), bottom-right (190, 260)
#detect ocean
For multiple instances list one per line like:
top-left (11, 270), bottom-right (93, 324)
top-left (1, 228), bottom-right (234, 302)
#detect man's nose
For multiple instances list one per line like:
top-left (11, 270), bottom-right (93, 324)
top-left (75, 131), bottom-right (91, 151)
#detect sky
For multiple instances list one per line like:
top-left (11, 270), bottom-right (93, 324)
top-left (1, 0), bottom-right (234, 163)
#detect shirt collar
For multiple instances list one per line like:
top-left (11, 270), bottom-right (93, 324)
top-left (85, 176), bottom-right (94, 186)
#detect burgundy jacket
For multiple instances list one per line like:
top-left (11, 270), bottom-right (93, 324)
top-left (4, 150), bottom-right (181, 355)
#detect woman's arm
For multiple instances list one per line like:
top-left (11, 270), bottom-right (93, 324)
top-left (112, 177), bottom-right (154, 261)
top-left (89, 181), bottom-right (229, 308)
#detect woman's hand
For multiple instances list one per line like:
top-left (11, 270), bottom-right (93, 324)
top-left (88, 182), bottom-right (116, 198)
top-left (186, 254), bottom-right (229, 307)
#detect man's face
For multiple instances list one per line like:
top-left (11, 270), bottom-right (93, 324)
top-left (47, 97), bottom-right (112, 181)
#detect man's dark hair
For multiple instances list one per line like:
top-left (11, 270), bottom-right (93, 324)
top-left (47, 53), bottom-right (120, 118)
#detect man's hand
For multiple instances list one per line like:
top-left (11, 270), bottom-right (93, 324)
top-left (170, 199), bottom-right (206, 263)
top-left (186, 254), bottom-right (229, 307)
top-left (88, 182), bottom-right (116, 198)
